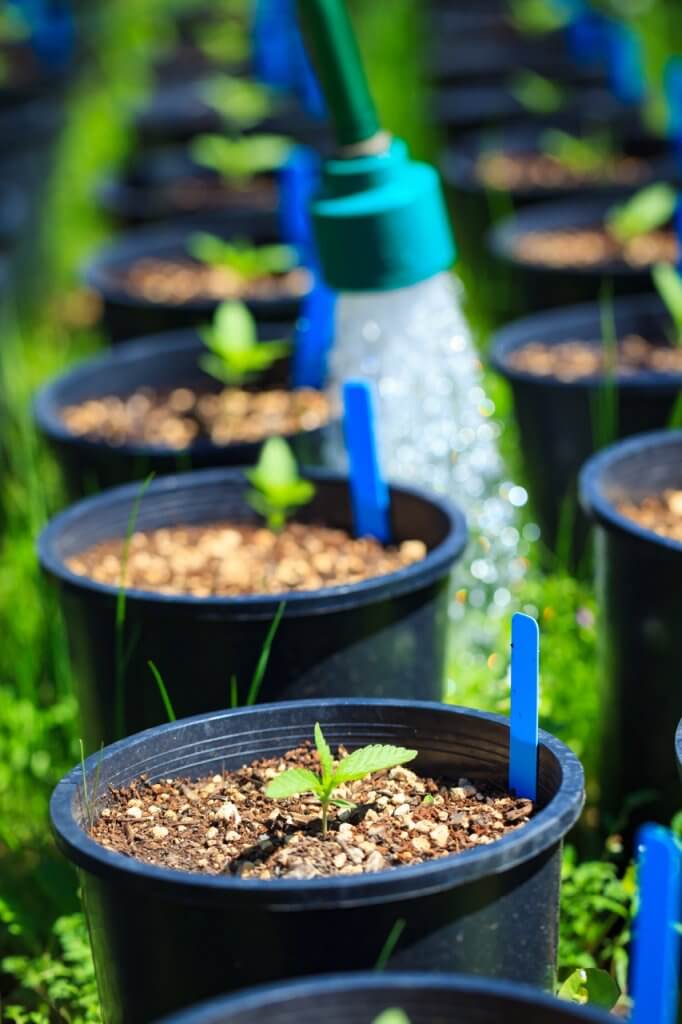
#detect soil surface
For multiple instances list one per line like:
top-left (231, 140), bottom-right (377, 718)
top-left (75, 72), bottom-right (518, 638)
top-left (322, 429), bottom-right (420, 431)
top-left (512, 225), bottom-right (676, 268)
top-left (476, 151), bottom-right (648, 191)
top-left (61, 385), bottom-right (331, 448)
top-left (89, 743), bottom-right (534, 878)
top-left (67, 522), bottom-right (428, 596)
top-left (507, 334), bottom-right (682, 381)
top-left (617, 490), bottom-right (682, 542)
top-left (158, 175), bottom-right (276, 214)
top-left (120, 258), bottom-right (311, 304)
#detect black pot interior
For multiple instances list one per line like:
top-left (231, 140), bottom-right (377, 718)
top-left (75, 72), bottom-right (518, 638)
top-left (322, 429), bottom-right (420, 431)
top-left (596, 435), bottom-right (682, 506)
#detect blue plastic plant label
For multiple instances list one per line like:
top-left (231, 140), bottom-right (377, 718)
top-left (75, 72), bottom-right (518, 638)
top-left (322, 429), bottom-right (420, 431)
top-left (605, 20), bottom-right (645, 105)
top-left (508, 613), bottom-right (540, 802)
top-left (293, 273), bottom-right (336, 390)
top-left (343, 379), bottom-right (391, 544)
top-left (277, 147), bottom-right (321, 255)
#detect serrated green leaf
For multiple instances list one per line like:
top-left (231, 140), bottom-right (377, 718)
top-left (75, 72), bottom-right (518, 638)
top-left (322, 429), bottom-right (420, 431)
top-left (652, 263), bottom-right (682, 342)
top-left (372, 1011), bottom-right (411, 1024)
top-left (265, 767), bottom-right (322, 800)
top-left (332, 744), bottom-right (417, 785)
top-left (558, 968), bottom-right (620, 1008)
top-left (607, 184), bottom-right (677, 244)
top-left (314, 722), bottom-right (333, 784)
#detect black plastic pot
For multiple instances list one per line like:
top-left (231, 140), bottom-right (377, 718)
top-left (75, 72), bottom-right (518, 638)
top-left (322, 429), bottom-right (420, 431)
top-left (134, 80), bottom-right (327, 152)
top-left (433, 84), bottom-right (627, 143)
top-left (50, 699), bottom-right (584, 1023)
top-left (427, 37), bottom-right (601, 89)
top-left (33, 325), bottom-right (329, 502)
top-left (488, 195), bottom-right (662, 322)
top-left (83, 211), bottom-right (311, 343)
top-left (580, 430), bottom-right (682, 827)
top-left (39, 470), bottom-right (467, 747)
top-left (97, 147), bottom-right (279, 228)
top-left (158, 972), bottom-right (610, 1024)
top-left (490, 295), bottom-right (682, 562)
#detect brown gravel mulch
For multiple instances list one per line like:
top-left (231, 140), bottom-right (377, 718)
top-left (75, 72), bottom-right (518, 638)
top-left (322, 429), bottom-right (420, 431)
top-left (90, 743), bottom-right (534, 878)
top-left (507, 334), bottom-right (682, 382)
top-left (162, 176), bottom-right (276, 213)
top-left (60, 386), bottom-right (331, 449)
top-left (476, 151), bottom-right (648, 192)
top-left (120, 259), bottom-right (311, 305)
top-left (617, 490), bottom-right (682, 542)
top-left (512, 226), bottom-right (676, 269)
top-left (66, 522), bottom-right (428, 596)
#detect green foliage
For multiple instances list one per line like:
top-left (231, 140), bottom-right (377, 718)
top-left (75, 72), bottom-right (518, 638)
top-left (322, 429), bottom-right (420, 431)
top-left (190, 133), bottom-right (293, 184)
top-left (557, 967), bottom-right (620, 1008)
top-left (199, 301), bottom-right (290, 386)
top-left (194, 20), bottom-right (250, 64)
top-left (652, 262), bottom-right (682, 342)
top-left (266, 723), bottom-right (417, 834)
top-left (246, 438), bottom-right (315, 531)
top-left (1, 907), bottom-right (100, 1024)
top-left (540, 130), bottom-right (615, 175)
top-left (201, 75), bottom-right (276, 130)
top-left (559, 846), bottom-right (636, 994)
top-left (509, 71), bottom-right (566, 114)
top-left (189, 232), bottom-right (296, 281)
top-left (606, 183), bottom-right (677, 243)
top-left (508, 0), bottom-right (569, 34)
top-left (372, 1012), bottom-right (411, 1024)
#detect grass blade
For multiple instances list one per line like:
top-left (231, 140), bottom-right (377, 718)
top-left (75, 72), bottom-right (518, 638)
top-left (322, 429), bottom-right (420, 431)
top-left (148, 660), bottom-right (176, 722)
top-left (245, 601), bottom-right (285, 706)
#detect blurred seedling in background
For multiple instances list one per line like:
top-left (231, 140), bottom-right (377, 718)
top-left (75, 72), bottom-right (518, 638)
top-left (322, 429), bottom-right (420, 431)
top-left (510, 71), bottom-right (566, 114)
top-left (541, 130), bottom-right (616, 176)
top-left (195, 20), bottom-right (250, 64)
top-left (246, 437), bottom-right (315, 531)
top-left (652, 263), bottom-right (682, 343)
top-left (191, 133), bottom-right (293, 187)
top-left (606, 183), bottom-right (677, 244)
top-left (372, 1013), bottom-right (411, 1024)
top-left (202, 75), bottom-right (278, 130)
top-left (265, 722), bottom-right (418, 835)
top-left (508, 0), bottom-right (569, 35)
top-left (199, 301), bottom-right (290, 386)
top-left (189, 232), bottom-right (297, 281)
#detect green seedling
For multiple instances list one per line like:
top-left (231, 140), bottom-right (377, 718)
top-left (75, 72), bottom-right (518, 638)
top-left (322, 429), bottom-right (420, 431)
top-left (265, 722), bottom-right (418, 835)
top-left (541, 130), bottom-right (615, 175)
top-left (372, 1012), bottom-right (411, 1024)
top-left (606, 183), bottom-right (677, 244)
top-left (652, 263), bottom-right (682, 343)
top-left (199, 301), bottom-right (290, 386)
top-left (509, 70), bottom-right (566, 114)
top-left (202, 74), bottom-right (276, 130)
top-left (557, 967), bottom-right (620, 1009)
top-left (246, 437), bottom-right (315, 532)
top-left (189, 232), bottom-right (296, 282)
top-left (195, 21), bottom-right (250, 64)
top-left (508, 0), bottom-right (568, 34)
top-left (191, 133), bottom-right (293, 186)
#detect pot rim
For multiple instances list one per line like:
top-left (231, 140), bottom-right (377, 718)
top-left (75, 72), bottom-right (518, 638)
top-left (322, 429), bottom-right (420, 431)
top-left (49, 699), bottom-right (585, 910)
top-left (32, 324), bottom-right (326, 462)
top-left (156, 970), bottom-right (609, 1023)
top-left (489, 293), bottom-right (682, 391)
top-left (579, 428), bottom-right (682, 554)
top-left (488, 193), bottom-right (671, 277)
top-left (37, 466), bottom-right (468, 616)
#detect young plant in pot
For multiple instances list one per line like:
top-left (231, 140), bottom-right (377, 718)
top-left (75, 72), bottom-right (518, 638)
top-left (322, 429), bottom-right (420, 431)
top-left (488, 182), bottom-right (679, 320)
top-left (83, 211), bottom-right (313, 342)
top-left (580, 428), bottom-right (682, 826)
top-left (489, 289), bottom-right (682, 565)
top-left (134, 72), bottom-right (323, 151)
top-left (38, 429), bottom-right (467, 747)
top-left (97, 134), bottom-right (294, 228)
top-left (50, 693), bottom-right (585, 1023)
top-left (34, 301), bottom-right (332, 500)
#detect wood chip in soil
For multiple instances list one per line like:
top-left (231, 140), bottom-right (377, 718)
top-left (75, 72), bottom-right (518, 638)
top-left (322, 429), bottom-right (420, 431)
top-left (121, 259), bottom-right (311, 304)
top-left (476, 151), bottom-right (648, 191)
top-left (512, 225), bottom-right (676, 268)
top-left (66, 522), bottom-right (428, 596)
top-left (90, 744), bottom-right (534, 879)
top-left (60, 386), bottom-right (331, 448)
top-left (617, 490), bottom-right (682, 542)
top-left (507, 335), bottom-right (682, 382)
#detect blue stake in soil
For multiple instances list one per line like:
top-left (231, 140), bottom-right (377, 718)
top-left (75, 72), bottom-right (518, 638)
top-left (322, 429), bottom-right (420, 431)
top-left (605, 20), bottom-right (645, 106)
top-left (508, 612), bottom-right (539, 801)
top-left (277, 146), bottom-right (321, 255)
top-left (252, 0), bottom-right (295, 91)
top-left (343, 379), bottom-right (391, 544)
top-left (630, 824), bottom-right (681, 1024)
top-left (292, 273), bottom-right (336, 390)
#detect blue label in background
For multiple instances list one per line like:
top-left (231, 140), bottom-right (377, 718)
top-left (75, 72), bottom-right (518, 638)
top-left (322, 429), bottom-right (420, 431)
top-left (9, 0), bottom-right (74, 70)
top-left (277, 145), bottom-right (321, 255)
top-left (605, 19), bottom-right (646, 106)
top-left (293, 273), bottom-right (336, 392)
